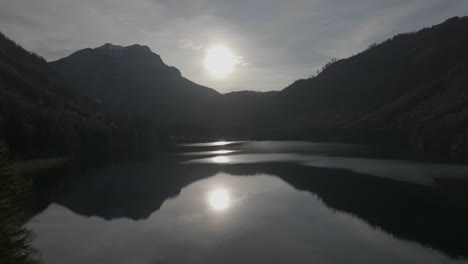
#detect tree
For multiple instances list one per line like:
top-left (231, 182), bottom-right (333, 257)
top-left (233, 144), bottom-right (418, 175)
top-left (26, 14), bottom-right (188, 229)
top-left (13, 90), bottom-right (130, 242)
top-left (0, 142), bottom-right (38, 264)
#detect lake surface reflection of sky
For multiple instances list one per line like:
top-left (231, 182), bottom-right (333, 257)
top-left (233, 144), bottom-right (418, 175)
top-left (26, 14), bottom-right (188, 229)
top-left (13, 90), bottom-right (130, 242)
top-left (28, 141), bottom-right (468, 264)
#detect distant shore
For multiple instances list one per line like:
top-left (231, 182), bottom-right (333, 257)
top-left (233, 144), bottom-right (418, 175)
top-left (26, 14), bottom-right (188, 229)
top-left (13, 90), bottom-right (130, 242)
top-left (13, 157), bottom-right (69, 175)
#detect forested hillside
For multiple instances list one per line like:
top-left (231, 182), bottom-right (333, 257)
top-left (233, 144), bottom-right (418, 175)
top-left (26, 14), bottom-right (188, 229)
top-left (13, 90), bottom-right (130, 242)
top-left (264, 16), bottom-right (468, 155)
top-left (49, 43), bottom-right (220, 125)
top-left (0, 33), bottom-right (161, 160)
top-left (3, 17), bottom-right (468, 159)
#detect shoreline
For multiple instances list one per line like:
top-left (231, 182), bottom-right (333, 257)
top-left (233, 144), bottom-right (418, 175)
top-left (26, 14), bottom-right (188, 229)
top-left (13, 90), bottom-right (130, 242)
top-left (13, 157), bottom-right (70, 175)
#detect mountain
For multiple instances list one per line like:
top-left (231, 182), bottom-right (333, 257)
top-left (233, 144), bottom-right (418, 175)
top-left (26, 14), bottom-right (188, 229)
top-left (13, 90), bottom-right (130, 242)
top-left (265, 16), bottom-right (468, 154)
top-left (47, 16), bottom-right (468, 155)
top-left (0, 33), bottom-right (161, 160)
top-left (49, 43), bottom-right (221, 126)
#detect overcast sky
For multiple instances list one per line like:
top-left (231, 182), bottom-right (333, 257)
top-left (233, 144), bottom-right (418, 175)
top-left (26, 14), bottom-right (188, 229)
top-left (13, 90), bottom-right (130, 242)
top-left (1, 0), bottom-right (467, 93)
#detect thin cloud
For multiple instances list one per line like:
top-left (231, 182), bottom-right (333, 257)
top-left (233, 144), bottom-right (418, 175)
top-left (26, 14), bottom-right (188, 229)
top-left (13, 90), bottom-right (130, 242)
top-left (0, 0), bottom-right (467, 92)
top-left (178, 39), bottom-right (203, 50)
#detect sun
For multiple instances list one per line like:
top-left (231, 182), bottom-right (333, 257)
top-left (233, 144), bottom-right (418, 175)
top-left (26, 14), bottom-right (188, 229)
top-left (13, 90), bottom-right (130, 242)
top-left (204, 46), bottom-right (235, 77)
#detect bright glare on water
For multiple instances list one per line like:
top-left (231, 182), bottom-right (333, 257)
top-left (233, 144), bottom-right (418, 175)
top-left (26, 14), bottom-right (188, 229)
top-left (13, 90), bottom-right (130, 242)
top-left (208, 189), bottom-right (230, 211)
top-left (212, 156), bottom-right (229, 163)
top-left (27, 141), bottom-right (468, 264)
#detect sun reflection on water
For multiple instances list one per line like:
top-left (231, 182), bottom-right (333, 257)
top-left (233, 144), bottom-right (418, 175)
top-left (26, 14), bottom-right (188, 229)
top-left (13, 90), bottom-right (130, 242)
top-left (212, 156), bottom-right (229, 163)
top-left (211, 150), bottom-right (235, 155)
top-left (208, 189), bottom-right (230, 211)
top-left (212, 141), bottom-right (230, 146)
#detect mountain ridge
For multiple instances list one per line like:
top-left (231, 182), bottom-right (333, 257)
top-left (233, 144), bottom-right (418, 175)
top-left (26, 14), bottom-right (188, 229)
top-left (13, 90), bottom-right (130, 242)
top-left (47, 16), bottom-right (468, 155)
top-left (0, 32), bottom-right (162, 159)
top-left (2, 16), bottom-right (468, 157)
top-left (49, 42), bottom-right (221, 127)
top-left (260, 16), bottom-right (468, 154)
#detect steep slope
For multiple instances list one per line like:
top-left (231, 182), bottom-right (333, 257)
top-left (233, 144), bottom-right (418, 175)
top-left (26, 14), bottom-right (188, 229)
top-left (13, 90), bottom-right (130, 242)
top-left (47, 16), bottom-right (468, 154)
top-left (0, 33), bottom-right (160, 159)
top-left (49, 44), bottom-right (221, 125)
top-left (269, 17), bottom-right (468, 153)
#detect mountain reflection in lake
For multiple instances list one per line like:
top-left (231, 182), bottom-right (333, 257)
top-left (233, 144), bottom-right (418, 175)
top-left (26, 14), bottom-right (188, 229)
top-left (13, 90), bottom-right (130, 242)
top-left (28, 141), bottom-right (468, 264)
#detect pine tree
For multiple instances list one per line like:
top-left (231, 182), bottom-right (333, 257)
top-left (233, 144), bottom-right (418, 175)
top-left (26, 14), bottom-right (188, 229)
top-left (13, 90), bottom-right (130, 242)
top-left (0, 142), bottom-right (38, 264)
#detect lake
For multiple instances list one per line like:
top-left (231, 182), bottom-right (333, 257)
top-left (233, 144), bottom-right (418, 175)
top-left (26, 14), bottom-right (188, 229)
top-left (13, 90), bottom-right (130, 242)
top-left (27, 141), bottom-right (468, 264)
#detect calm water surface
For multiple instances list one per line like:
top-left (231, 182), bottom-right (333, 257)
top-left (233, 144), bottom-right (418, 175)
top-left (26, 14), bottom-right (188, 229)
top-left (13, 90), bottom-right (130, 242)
top-left (28, 141), bottom-right (468, 264)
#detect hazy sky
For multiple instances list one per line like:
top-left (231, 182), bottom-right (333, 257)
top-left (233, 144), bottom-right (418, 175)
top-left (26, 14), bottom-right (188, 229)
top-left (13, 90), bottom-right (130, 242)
top-left (1, 0), bottom-right (467, 93)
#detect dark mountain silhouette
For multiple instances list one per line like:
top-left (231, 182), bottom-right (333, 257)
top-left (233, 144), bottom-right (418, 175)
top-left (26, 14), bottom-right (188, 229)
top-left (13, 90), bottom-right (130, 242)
top-left (47, 17), bottom-right (468, 156)
top-left (267, 16), bottom-right (468, 154)
top-left (2, 17), bottom-right (468, 155)
top-left (49, 44), bottom-right (284, 138)
top-left (0, 33), bottom-right (161, 160)
top-left (2, 16), bottom-right (468, 262)
top-left (49, 43), bottom-right (221, 126)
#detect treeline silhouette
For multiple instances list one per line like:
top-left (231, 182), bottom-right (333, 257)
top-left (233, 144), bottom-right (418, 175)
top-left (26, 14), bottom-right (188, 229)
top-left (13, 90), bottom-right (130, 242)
top-left (48, 17), bottom-right (468, 157)
top-left (2, 17), bottom-right (468, 161)
top-left (0, 32), bottom-right (162, 161)
top-left (266, 17), bottom-right (468, 155)
top-left (1, 16), bottom-right (468, 262)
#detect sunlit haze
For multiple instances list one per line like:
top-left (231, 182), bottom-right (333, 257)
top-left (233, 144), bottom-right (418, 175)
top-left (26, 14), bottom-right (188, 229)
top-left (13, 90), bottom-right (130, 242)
top-left (204, 46), bottom-right (235, 78)
top-left (3, 0), bottom-right (468, 263)
top-left (2, 0), bottom-right (467, 92)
